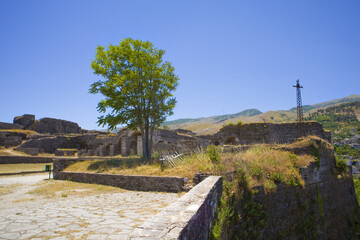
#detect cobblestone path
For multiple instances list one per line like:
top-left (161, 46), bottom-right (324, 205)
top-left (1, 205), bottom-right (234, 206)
top-left (0, 174), bottom-right (179, 240)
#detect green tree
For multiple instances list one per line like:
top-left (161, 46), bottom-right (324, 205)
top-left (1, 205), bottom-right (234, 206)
top-left (90, 38), bottom-right (179, 160)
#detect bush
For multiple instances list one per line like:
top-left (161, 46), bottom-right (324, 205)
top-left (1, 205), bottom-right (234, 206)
top-left (270, 172), bottom-right (285, 183)
top-left (207, 145), bottom-right (220, 164)
top-left (335, 156), bottom-right (348, 174)
top-left (250, 166), bottom-right (264, 180)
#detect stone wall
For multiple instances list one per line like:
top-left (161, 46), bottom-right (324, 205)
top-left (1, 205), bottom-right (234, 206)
top-left (252, 139), bottom-right (358, 239)
top-left (215, 121), bottom-right (331, 145)
top-left (0, 131), bottom-right (27, 148)
top-left (0, 156), bottom-right (53, 164)
top-left (0, 122), bottom-right (22, 130)
top-left (53, 158), bottom-right (185, 192)
top-left (17, 135), bottom-right (90, 153)
top-left (129, 176), bottom-right (223, 240)
top-left (56, 171), bottom-right (185, 192)
top-left (28, 117), bottom-right (81, 134)
top-left (152, 129), bottom-right (210, 154)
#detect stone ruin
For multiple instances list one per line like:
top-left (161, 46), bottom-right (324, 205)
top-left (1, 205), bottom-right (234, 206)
top-left (1, 114), bottom-right (81, 134)
top-left (1, 114), bottom-right (331, 157)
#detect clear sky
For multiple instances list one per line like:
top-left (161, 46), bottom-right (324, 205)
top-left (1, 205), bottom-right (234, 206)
top-left (0, 0), bottom-right (359, 130)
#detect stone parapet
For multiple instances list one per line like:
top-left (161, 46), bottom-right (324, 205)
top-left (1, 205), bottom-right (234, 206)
top-left (129, 176), bottom-right (223, 240)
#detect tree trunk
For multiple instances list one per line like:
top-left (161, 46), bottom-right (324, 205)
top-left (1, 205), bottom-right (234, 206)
top-left (142, 124), bottom-right (151, 161)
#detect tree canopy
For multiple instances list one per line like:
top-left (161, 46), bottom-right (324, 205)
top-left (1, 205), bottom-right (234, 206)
top-left (90, 38), bottom-right (179, 160)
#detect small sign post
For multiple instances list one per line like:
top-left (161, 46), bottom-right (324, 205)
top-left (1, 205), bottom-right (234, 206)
top-left (45, 165), bottom-right (51, 180)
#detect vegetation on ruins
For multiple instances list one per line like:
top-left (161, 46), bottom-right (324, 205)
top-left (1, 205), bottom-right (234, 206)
top-left (65, 137), bottom-right (315, 189)
top-left (90, 38), bottom-right (179, 161)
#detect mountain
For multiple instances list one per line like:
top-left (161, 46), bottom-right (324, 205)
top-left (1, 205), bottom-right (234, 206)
top-left (163, 95), bottom-right (360, 135)
top-left (163, 109), bottom-right (262, 126)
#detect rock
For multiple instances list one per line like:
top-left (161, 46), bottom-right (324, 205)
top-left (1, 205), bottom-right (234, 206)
top-left (13, 114), bottom-right (35, 129)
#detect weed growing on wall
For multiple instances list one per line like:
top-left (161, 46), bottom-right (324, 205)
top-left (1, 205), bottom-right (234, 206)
top-left (335, 156), bottom-right (348, 175)
top-left (206, 145), bottom-right (220, 164)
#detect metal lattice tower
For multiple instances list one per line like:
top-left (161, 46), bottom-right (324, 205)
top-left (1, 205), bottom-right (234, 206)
top-left (293, 79), bottom-right (304, 136)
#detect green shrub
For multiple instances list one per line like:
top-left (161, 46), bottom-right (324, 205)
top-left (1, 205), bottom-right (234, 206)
top-left (286, 177), bottom-right (297, 186)
top-left (270, 172), bottom-right (285, 183)
top-left (250, 166), bottom-right (264, 180)
top-left (207, 145), bottom-right (220, 164)
top-left (335, 156), bottom-right (348, 174)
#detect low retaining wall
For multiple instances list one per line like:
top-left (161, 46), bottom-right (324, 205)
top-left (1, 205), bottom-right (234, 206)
top-left (56, 171), bottom-right (185, 193)
top-left (53, 158), bottom-right (186, 192)
top-left (129, 176), bottom-right (223, 240)
top-left (0, 156), bottom-right (54, 164)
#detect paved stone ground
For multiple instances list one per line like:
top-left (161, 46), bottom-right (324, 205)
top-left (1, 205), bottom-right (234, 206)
top-left (0, 173), bottom-right (180, 240)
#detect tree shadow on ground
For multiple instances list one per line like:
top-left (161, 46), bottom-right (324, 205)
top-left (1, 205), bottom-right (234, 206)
top-left (87, 158), bottom-right (144, 172)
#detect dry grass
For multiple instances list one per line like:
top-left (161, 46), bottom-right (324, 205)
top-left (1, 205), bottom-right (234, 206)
top-left (278, 135), bottom-right (325, 149)
top-left (0, 129), bottom-right (38, 136)
top-left (235, 145), bottom-right (314, 191)
top-left (65, 154), bottom-right (213, 180)
top-left (0, 163), bottom-right (53, 173)
top-left (27, 179), bottom-right (126, 198)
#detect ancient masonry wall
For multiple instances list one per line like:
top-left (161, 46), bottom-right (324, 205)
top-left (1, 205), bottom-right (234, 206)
top-left (216, 121), bottom-right (331, 145)
top-left (53, 159), bottom-right (185, 193)
top-left (0, 122), bottom-right (22, 130)
top-left (129, 176), bottom-right (223, 240)
top-left (253, 139), bottom-right (359, 239)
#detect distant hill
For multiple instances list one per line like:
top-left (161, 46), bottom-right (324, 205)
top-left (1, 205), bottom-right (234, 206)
top-left (163, 94), bottom-right (360, 135)
top-left (163, 108), bottom-right (262, 126)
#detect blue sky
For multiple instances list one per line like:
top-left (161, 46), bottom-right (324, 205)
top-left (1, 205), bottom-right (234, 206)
top-left (0, 0), bottom-right (359, 130)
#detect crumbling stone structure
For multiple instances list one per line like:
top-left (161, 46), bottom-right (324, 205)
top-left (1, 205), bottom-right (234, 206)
top-left (0, 131), bottom-right (26, 148)
top-left (214, 121), bottom-right (331, 145)
top-left (0, 114), bottom-right (81, 134)
top-left (13, 114), bottom-right (35, 129)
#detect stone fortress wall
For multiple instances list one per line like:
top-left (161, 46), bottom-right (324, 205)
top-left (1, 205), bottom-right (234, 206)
top-left (214, 121), bottom-right (331, 145)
